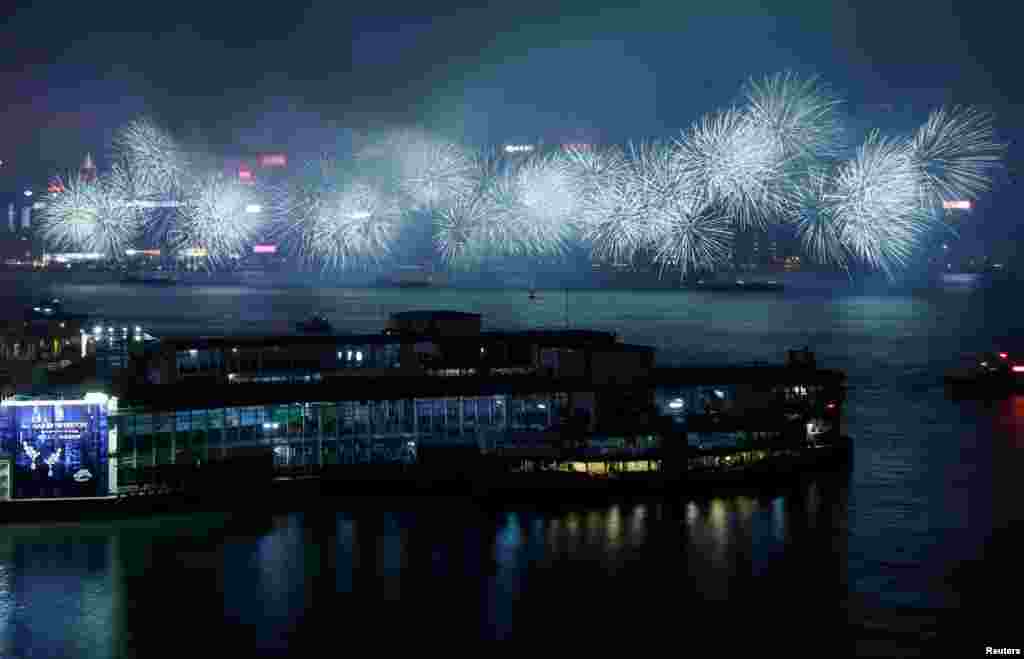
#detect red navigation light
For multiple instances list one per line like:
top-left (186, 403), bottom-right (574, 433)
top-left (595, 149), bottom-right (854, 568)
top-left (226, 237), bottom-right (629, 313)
top-left (238, 168), bottom-right (253, 181)
top-left (1013, 366), bottom-right (1024, 373)
top-left (999, 352), bottom-right (1009, 359)
top-left (826, 402), bottom-right (837, 410)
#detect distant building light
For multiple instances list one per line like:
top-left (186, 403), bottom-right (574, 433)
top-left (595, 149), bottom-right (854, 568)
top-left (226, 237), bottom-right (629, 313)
top-left (253, 244), bottom-right (277, 254)
top-left (23, 189), bottom-right (32, 197)
top-left (124, 200), bottom-right (184, 209)
top-left (943, 200), bottom-right (971, 210)
top-left (504, 144), bottom-right (534, 153)
top-left (245, 204), bottom-right (262, 214)
top-left (32, 202), bottom-right (43, 210)
top-left (238, 168), bottom-right (253, 181)
top-left (259, 154), bottom-right (287, 167)
top-left (1013, 365), bottom-right (1024, 373)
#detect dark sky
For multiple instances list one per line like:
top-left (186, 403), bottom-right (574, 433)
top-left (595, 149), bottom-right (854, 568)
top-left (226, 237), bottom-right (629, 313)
top-left (1, 0), bottom-right (1020, 254)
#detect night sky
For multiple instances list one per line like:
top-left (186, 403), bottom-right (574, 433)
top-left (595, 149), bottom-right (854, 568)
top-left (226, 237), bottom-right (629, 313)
top-left (1, 0), bottom-right (1020, 256)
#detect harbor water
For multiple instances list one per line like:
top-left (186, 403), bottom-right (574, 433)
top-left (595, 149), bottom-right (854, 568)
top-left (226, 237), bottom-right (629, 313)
top-left (1, 274), bottom-right (1020, 653)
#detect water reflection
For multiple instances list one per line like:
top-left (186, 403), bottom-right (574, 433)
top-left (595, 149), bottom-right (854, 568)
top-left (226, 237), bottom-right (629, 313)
top-left (0, 479), bottom-right (848, 651)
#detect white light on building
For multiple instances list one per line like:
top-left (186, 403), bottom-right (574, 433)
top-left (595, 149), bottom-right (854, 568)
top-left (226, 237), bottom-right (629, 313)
top-left (503, 144), bottom-right (535, 153)
top-left (245, 204), bottom-right (262, 214)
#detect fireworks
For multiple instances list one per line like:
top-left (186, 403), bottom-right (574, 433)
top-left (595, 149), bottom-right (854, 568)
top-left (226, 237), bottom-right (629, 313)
top-left (502, 153), bottom-right (578, 258)
top-left (175, 174), bottom-right (265, 267)
top-left (676, 109), bottom-right (795, 230)
top-left (792, 166), bottom-right (849, 271)
top-left (650, 191), bottom-right (734, 278)
top-left (831, 132), bottom-right (932, 278)
top-left (111, 117), bottom-right (189, 199)
top-left (911, 106), bottom-right (1005, 210)
top-left (357, 128), bottom-right (475, 210)
top-left (296, 180), bottom-right (402, 270)
top-left (38, 174), bottom-right (141, 259)
top-left (574, 152), bottom-right (650, 266)
top-left (40, 85), bottom-right (1005, 280)
top-left (742, 72), bottom-right (845, 162)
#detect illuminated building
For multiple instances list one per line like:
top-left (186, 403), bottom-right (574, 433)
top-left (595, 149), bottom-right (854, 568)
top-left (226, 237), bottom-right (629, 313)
top-left (0, 313), bottom-right (845, 499)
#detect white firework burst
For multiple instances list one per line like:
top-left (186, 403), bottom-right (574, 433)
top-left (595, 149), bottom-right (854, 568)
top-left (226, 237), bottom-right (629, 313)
top-left (650, 191), bottom-right (733, 278)
top-left (910, 105), bottom-right (1005, 210)
top-left (176, 174), bottom-right (265, 267)
top-left (111, 117), bottom-right (189, 199)
top-left (742, 71), bottom-right (845, 162)
top-left (38, 174), bottom-right (141, 259)
top-left (575, 158), bottom-right (650, 266)
top-left (676, 108), bottom-right (795, 230)
top-left (433, 192), bottom-right (498, 267)
top-left (504, 153), bottom-right (578, 258)
top-left (831, 132), bottom-right (932, 278)
top-left (792, 167), bottom-right (849, 270)
top-left (296, 178), bottom-right (403, 271)
top-left (357, 128), bottom-right (475, 210)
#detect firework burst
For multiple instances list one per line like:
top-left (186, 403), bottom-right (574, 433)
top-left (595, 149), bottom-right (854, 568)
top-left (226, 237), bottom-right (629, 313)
top-left (503, 153), bottom-right (578, 258)
top-left (574, 156), bottom-right (650, 266)
top-left (37, 174), bottom-right (142, 259)
top-left (357, 128), bottom-right (474, 210)
top-left (650, 191), bottom-right (733, 278)
top-left (792, 166), bottom-right (849, 270)
top-left (299, 179), bottom-right (402, 271)
top-left (676, 109), bottom-right (795, 229)
top-left (175, 174), bottom-right (265, 267)
top-left (831, 132), bottom-right (932, 278)
top-left (910, 105), bottom-right (1005, 210)
top-left (111, 117), bottom-right (189, 198)
top-left (742, 71), bottom-right (845, 162)
top-left (433, 192), bottom-right (497, 267)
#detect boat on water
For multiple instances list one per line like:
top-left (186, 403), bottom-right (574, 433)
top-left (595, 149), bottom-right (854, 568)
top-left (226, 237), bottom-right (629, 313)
top-left (944, 350), bottom-right (1024, 396)
top-left (377, 266), bottom-right (445, 288)
top-left (295, 313), bottom-right (332, 333)
top-left (28, 298), bottom-right (64, 316)
top-left (688, 278), bottom-right (784, 292)
top-left (120, 271), bottom-right (178, 285)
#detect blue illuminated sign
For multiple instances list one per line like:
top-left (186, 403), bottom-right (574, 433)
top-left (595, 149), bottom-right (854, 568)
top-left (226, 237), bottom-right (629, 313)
top-left (0, 401), bottom-right (109, 498)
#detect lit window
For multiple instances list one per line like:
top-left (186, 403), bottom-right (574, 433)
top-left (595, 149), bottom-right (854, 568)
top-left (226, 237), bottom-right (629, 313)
top-left (356, 351), bottom-right (363, 362)
top-left (346, 350), bottom-right (352, 360)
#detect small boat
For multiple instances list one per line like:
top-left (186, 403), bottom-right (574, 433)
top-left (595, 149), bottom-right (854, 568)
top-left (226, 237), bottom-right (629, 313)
top-left (121, 271), bottom-right (178, 285)
top-left (528, 289), bottom-right (539, 300)
top-left (30, 298), bottom-right (64, 316)
top-left (690, 279), bottom-right (784, 292)
top-left (296, 313), bottom-right (332, 333)
top-left (944, 351), bottom-right (1024, 396)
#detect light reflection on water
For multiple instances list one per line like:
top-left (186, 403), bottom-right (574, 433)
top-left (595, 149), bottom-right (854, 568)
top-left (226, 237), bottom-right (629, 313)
top-left (0, 482), bottom-right (847, 651)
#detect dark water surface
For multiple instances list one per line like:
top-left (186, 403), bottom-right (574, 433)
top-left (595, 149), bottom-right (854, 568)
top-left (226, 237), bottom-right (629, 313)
top-left (2, 275), bottom-right (1022, 654)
